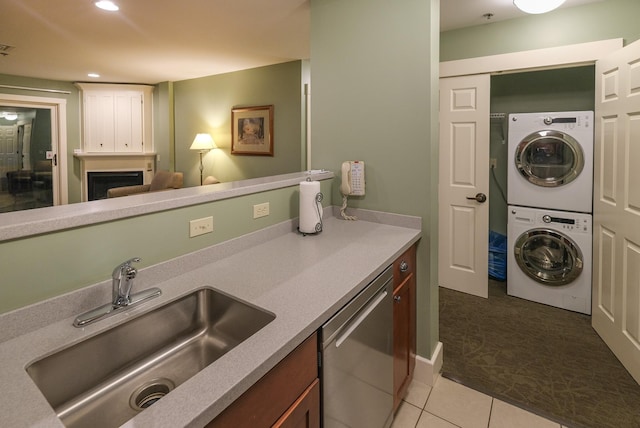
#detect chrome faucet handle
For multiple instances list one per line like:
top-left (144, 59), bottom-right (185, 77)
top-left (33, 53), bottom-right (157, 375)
top-left (112, 257), bottom-right (141, 279)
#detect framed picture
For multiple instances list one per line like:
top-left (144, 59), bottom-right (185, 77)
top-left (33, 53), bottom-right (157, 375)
top-left (231, 105), bottom-right (274, 156)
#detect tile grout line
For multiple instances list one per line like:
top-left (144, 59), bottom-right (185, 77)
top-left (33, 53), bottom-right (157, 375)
top-left (487, 397), bottom-right (495, 428)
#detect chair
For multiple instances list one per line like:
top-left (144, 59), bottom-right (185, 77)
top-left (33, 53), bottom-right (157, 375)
top-left (107, 170), bottom-right (183, 198)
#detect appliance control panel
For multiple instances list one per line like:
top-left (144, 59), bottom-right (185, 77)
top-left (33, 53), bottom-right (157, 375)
top-left (541, 213), bottom-right (591, 233)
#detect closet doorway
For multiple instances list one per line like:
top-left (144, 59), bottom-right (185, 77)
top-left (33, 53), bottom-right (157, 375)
top-left (438, 37), bottom-right (640, 385)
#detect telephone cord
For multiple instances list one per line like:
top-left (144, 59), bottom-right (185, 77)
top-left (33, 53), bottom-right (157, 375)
top-left (340, 195), bottom-right (358, 221)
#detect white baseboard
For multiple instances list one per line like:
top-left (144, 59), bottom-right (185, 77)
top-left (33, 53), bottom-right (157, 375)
top-left (413, 341), bottom-right (443, 386)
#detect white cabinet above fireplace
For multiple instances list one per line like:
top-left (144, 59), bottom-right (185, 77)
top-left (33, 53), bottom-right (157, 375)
top-left (75, 83), bottom-right (154, 154)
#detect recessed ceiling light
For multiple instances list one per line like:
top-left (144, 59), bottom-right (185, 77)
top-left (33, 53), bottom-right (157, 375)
top-left (88, 73), bottom-right (100, 78)
top-left (95, 1), bottom-right (119, 11)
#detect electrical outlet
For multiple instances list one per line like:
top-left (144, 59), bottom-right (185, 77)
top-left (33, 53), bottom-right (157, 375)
top-left (253, 202), bottom-right (270, 219)
top-left (189, 216), bottom-right (213, 237)
top-left (490, 158), bottom-right (498, 169)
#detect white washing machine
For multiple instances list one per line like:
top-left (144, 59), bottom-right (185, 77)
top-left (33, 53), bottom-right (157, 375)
top-left (507, 206), bottom-right (592, 315)
top-left (508, 111), bottom-right (594, 213)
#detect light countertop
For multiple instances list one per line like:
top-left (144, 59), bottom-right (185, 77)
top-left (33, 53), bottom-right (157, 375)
top-left (0, 212), bottom-right (421, 427)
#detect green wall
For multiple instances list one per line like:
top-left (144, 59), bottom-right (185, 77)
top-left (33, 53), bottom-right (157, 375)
top-left (0, 180), bottom-right (332, 314)
top-left (489, 66), bottom-right (596, 235)
top-left (32, 109), bottom-right (52, 165)
top-left (173, 61), bottom-right (305, 187)
top-left (154, 82), bottom-right (173, 172)
top-left (441, 0), bottom-right (640, 62)
top-left (310, 0), bottom-right (440, 358)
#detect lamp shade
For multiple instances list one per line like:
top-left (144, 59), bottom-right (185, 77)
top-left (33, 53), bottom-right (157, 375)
top-left (190, 133), bottom-right (216, 151)
top-left (513, 0), bottom-right (565, 14)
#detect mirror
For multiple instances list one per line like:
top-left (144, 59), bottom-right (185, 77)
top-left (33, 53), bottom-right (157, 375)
top-left (0, 1), bottom-right (311, 216)
top-left (0, 59), bottom-right (310, 216)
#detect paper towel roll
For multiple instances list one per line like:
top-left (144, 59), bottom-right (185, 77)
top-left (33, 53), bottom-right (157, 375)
top-left (299, 180), bottom-right (323, 234)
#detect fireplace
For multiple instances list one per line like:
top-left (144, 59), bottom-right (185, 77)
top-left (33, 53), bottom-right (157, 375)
top-left (87, 171), bottom-right (144, 201)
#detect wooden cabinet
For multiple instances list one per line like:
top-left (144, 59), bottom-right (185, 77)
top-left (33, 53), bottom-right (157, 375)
top-left (392, 244), bottom-right (416, 412)
top-left (76, 83), bottom-right (153, 153)
top-left (207, 332), bottom-right (319, 428)
top-left (272, 379), bottom-right (320, 428)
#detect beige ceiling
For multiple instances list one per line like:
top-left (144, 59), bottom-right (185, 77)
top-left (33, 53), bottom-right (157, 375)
top-left (0, 0), bottom-right (310, 84)
top-left (0, 0), bottom-right (606, 84)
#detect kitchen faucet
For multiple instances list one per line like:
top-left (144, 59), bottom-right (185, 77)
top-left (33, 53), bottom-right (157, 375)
top-left (73, 257), bottom-right (162, 327)
top-left (112, 257), bottom-right (140, 307)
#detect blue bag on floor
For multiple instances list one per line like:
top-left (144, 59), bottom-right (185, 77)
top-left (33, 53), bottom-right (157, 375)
top-left (489, 230), bottom-right (507, 281)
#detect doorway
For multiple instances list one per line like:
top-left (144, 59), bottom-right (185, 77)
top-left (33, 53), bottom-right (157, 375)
top-left (488, 66), bottom-right (596, 237)
top-left (0, 94), bottom-right (68, 211)
top-left (0, 107), bottom-right (53, 212)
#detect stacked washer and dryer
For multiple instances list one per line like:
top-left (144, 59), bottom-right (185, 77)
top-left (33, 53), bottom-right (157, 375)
top-left (506, 111), bottom-right (594, 315)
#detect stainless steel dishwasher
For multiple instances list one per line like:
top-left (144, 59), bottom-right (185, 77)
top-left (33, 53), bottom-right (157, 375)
top-left (321, 266), bottom-right (394, 428)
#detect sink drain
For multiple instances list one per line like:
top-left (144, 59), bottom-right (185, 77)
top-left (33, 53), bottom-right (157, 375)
top-left (130, 378), bottom-right (175, 411)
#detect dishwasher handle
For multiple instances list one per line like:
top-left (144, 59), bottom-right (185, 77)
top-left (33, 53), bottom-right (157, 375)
top-left (335, 289), bottom-right (388, 348)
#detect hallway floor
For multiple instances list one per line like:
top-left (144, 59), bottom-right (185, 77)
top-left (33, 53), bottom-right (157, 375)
top-left (391, 376), bottom-right (568, 428)
top-left (438, 280), bottom-right (640, 428)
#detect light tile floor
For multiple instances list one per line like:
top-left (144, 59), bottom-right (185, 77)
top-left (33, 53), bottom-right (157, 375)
top-left (391, 376), bottom-right (569, 428)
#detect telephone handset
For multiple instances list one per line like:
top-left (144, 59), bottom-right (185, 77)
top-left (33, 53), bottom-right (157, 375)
top-left (341, 161), bottom-right (365, 196)
top-left (340, 161), bottom-right (364, 221)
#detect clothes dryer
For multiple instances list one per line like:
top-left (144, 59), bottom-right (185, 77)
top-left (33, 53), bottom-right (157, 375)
top-left (507, 206), bottom-right (592, 314)
top-left (508, 111), bottom-right (594, 213)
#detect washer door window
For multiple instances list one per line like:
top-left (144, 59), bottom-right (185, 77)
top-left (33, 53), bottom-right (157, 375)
top-left (515, 130), bottom-right (584, 187)
top-left (514, 228), bottom-right (583, 286)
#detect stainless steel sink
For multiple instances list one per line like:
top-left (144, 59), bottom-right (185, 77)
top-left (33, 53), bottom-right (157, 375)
top-left (26, 287), bottom-right (275, 428)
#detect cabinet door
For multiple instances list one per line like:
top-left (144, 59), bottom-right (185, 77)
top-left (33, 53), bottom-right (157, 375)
top-left (272, 379), bottom-right (320, 428)
top-left (207, 333), bottom-right (318, 428)
top-left (114, 92), bottom-right (143, 152)
top-left (84, 92), bottom-right (115, 152)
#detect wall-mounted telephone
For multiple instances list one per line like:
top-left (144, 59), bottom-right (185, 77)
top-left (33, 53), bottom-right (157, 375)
top-left (340, 161), bottom-right (365, 221)
top-left (341, 161), bottom-right (365, 196)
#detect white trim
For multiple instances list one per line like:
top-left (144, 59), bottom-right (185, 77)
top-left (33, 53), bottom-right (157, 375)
top-left (413, 341), bottom-right (443, 386)
top-left (440, 38), bottom-right (623, 77)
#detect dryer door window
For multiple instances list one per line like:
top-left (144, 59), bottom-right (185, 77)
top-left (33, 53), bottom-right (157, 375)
top-left (515, 130), bottom-right (584, 187)
top-left (514, 228), bottom-right (583, 286)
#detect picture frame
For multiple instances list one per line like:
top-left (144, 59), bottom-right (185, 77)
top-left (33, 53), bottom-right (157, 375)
top-left (231, 105), bottom-right (274, 156)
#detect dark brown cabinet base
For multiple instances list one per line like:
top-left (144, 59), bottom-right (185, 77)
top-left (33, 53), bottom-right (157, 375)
top-left (393, 245), bottom-right (416, 412)
top-left (207, 333), bottom-right (319, 428)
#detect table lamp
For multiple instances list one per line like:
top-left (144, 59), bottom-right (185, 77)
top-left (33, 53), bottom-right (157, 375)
top-left (190, 133), bottom-right (216, 185)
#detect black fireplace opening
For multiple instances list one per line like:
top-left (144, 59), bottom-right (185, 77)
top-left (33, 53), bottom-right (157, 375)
top-left (87, 171), bottom-right (144, 201)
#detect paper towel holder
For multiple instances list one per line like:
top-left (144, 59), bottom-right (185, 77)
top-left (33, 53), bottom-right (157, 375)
top-left (298, 181), bottom-right (324, 236)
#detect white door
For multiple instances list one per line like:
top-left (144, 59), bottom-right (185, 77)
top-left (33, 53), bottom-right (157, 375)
top-left (593, 38), bottom-right (640, 384)
top-left (438, 74), bottom-right (491, 298)
top-left (0, 124), bottom-right (19, 178)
